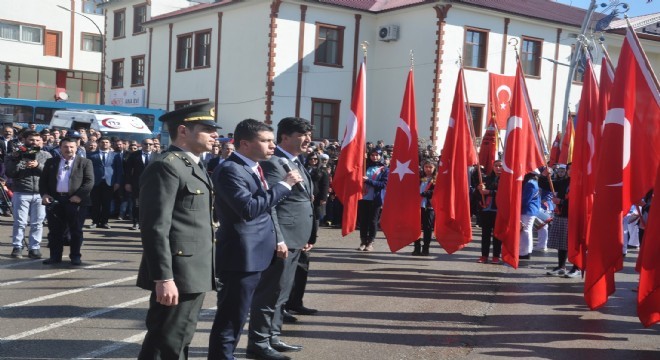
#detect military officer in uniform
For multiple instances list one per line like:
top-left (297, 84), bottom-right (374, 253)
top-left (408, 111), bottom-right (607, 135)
top-left (136, 102), bottom-right (220, 360)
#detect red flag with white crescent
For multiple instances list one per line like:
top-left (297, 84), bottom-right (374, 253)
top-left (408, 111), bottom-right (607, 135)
top-left (381, 68), bottom-right (421, 252)
top-left (493, 60), bottom-right (546, 269)
top-left (333, 60), bottom-right (366, 237)
top-left (585, 25), bottom-right (660, 311)
top-left (567, 57), bottom-right (599, 271)
top-left (432, 68), bottom-right (477, 254)
top-left (489, 73), bottom-right (516, 129)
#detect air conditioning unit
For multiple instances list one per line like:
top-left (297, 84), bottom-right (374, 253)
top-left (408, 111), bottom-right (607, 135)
top-left (378, 25), bottom-right (399, 42)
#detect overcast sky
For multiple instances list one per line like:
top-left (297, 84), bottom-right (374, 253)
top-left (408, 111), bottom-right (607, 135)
top-left (553, 0), bottom-right (659, 17)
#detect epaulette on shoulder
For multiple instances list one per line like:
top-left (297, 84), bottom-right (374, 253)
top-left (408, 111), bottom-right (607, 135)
top-left (169, 152), bottom-right (193, 167)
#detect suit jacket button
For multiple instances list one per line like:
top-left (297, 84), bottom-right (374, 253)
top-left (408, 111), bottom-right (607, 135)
top-left (213, 239), bottom-right (217, 243)
top-left (196, 190), bottom-right (201, 194)
top-left (177, 250), bottom-right (183, 255)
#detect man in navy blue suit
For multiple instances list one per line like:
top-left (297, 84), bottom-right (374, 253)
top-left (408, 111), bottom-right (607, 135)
top-left (207, 119), bottom-right (303, 360)
top-left (87, 137), bottom-right (123, 229)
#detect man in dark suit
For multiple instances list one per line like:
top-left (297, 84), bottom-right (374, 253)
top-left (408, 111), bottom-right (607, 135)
top-left (136, 102), bottom-right (220, 360)
top-left (207, 119), bottom-right (302, 360)
top-left (124, 138), bottom-right (154, 230)
top-left (247, 117), bottom-right (314, 360)
top-left (40, 137), bottom-right (94, 265)
top-left (88, 137), bottom-right (123, 229)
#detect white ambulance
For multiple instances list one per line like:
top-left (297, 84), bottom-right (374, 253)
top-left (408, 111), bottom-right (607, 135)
top-left (50, 109), bottom-right (153, 142)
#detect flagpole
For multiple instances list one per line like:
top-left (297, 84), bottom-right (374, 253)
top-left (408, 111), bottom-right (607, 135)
top-left (361, 41), bottom-right (368, 177)
top-left (510, 38), bottom-right (555, 192)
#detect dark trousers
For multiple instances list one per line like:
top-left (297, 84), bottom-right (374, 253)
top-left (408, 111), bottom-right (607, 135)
top-left (90, 182), bottom-right (113, 225)
top-left (358, 199), bottom-right (380, 241)
top-left (132, 192), bottom-right (140, 226)
top-left (46, 198), bottom-right (87, 261)
top-left (248, 249), bottom-right (301, 349)
top-left (421, 207), bottom-right (435, 244)
top-left (480, 211), bottom-right (501, 258)
top-left (208, 270), bottom-right (262, 360)
top-left (287, 250), bottom-right (310, 309)
top-left (139, 291), bottom-right (205, 360)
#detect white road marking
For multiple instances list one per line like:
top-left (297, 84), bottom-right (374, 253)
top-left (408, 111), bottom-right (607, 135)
top-left (0, 296), bottom-right (149, 344)
top-left (0, 261), bottom-right (123, 287)
top-left (0, 275), bottom-right (137, 311)
top-left (72, 307), bottom-right (217, 359)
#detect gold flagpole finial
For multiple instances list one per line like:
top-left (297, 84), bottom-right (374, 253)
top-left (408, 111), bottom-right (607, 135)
top-left (361, 41), bottom-right (369, 57)
top-left (410, 50), bottom-right (414, 70)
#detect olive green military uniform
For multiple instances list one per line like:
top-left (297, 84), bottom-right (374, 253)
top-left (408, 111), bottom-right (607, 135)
top-left (136, 146), bottom-right (216, 360)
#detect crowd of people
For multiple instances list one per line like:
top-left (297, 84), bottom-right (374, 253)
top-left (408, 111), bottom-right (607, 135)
top-left (3, 104), bottom-right (647, 359)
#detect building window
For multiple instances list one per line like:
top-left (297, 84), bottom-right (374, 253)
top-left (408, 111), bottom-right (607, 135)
top-left (131, 56), bottom-right (145, 86)
top-left (469, 105), bottom-right (484, 138)
top-left (82, 0), bottom-right (104, 15)
top-left (176, 34), bottom-right (193, 70)
top-left (111, 59), bottom-right (124, 88)
top-left (114, 9), bottom-right (126, 38)
top-left (464, 28), bottom-right (488, 69)
top-left (133, 5), bottom-right (147, 34)
top-left (314, 23), bottom-right (344, 67)
top-left (81, 33), bottom-right (102, 52)
top-left (21, 26), bottom-right (42, 44)
top-left (0, 22), bottom-right (43, 44)
top-left (194, 30), bottom-right (211, 68)
top-left (521, 37), bottom-right (542, 77)
top-left (311, 98), bottom-right (340, 140)
top-left (44, 31), bottom-right (61, 57)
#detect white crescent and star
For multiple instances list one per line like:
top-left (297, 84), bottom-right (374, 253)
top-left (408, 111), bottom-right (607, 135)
top-left (341, 111), bottom-right (358, 150)
top-left (501, 116), bottom-right (523, 180)
top-left (392, 159), bottom-right (415, 181)
top-left (397, 118), bottom-right (412, 149)
top-left (603, 108), bottom-right (631, 187)
top-left (497, 85), bottom-right (512, 110)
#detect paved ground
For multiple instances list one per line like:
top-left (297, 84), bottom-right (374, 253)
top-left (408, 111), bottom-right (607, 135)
top-left (0, 215), bottom-right (658, 359)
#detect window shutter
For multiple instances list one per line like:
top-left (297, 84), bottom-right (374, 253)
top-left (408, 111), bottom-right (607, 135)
top-left (44, 31), bottom-right (60, 57)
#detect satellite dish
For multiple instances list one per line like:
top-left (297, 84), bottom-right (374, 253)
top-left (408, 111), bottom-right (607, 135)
top-left (58, 91), bottom-right (69, 101)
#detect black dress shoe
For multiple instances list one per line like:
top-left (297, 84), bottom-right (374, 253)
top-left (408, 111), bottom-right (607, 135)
top-left (270, 341), bottom-right (303, 352)
top-left (287, 305), bottom-right (318, 315)
top-left (282, 310), bottom-right (298, 323)
top-left (70, 258), bottom-right (82, 266)
top-left (43, 258), bottom-right (62, 265)
top-left (245, 346), bottom-right (291, 360)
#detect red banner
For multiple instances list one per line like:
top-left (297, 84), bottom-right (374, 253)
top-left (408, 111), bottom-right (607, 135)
top-left (489, 73), bottom-right (516, 129)
top-left (333, 60), bottom-right (366, 237)
top-left (433, 68), bottom-right (477, 254)
top-left (381, 69), bottom-right (421, 252)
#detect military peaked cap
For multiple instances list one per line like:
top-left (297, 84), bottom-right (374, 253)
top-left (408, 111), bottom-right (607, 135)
top-left (159, 101), bottom-right (222, 129)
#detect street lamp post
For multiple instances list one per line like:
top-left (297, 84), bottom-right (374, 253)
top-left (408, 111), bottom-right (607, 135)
top-left (57, 5), bottom-right (105, 105)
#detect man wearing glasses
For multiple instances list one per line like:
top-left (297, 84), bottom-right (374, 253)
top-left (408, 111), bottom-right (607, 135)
top-left (124, 139), bottom-right (154, 230)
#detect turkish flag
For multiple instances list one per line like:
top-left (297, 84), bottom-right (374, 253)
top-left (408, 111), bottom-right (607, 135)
top-left (548, 132), bottom-right (562, 167)
top-left (493, 61), bottom-right (546, 269)
top-left (567, 57), bottom-right (599, 271)
top-left (478, 118), bottom-right (498, 176)
top-left (381, 68), bottom-right (421, 252)
top-left (594, 52), bottom-right (615, 162)
top-left (489, 73), bottom-right (516, 129)
top-left (638, 167), bottom-right (660, 327)
top-left (433, 68), bottom-right (477, 254)
top-left (585, 26), bottom-right (660, 310)
top-left (333, 60), bottom-right (366, 237)
top-left (558, 116), bottom-right (574, 165)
